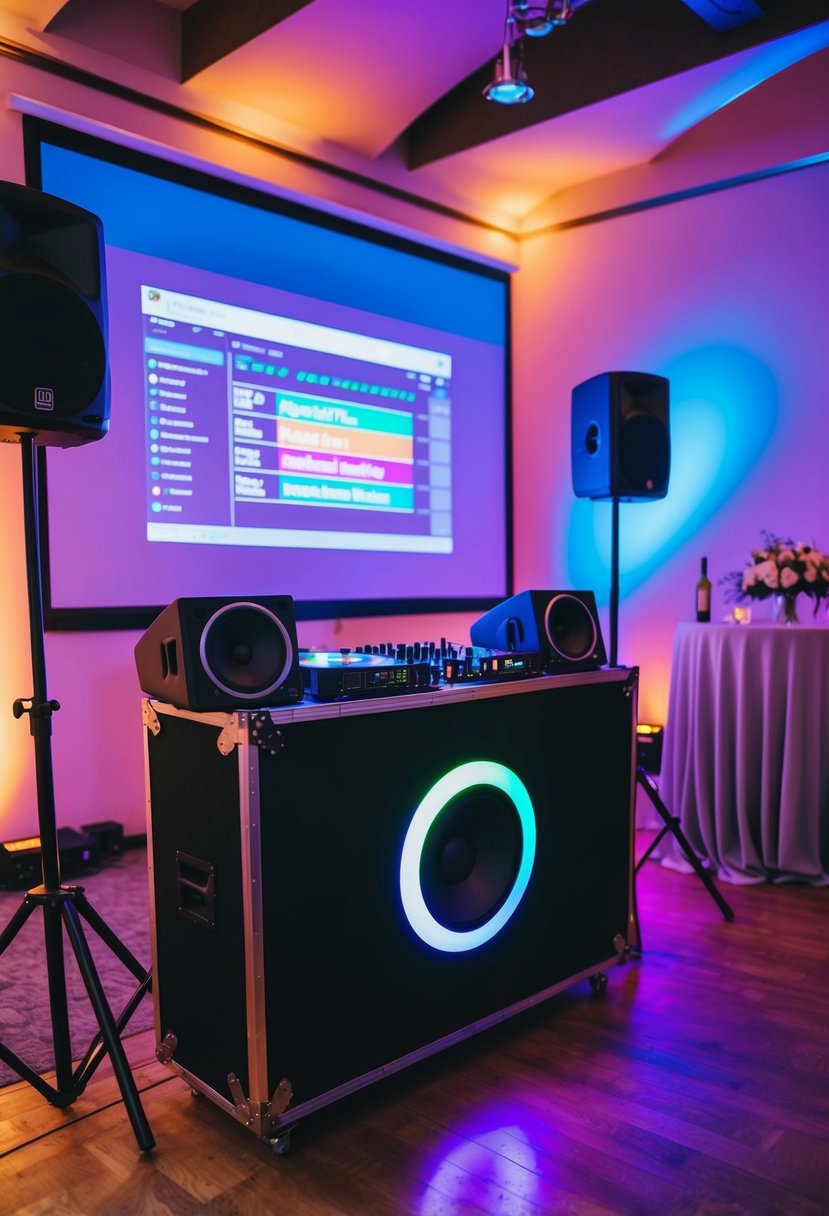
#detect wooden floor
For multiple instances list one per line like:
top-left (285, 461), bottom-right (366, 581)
top-left (1, 845), bottom-right (828, 1216)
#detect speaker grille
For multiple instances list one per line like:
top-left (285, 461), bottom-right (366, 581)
top-left (618, 411), bottom-right (670, 497)
top-left (0, 274), bottom-right (106, 418)
top-left (199, 602), bottom-right (295, 701)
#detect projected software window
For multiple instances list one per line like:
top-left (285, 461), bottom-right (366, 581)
top-left (142, 286), bottom-right (453, 554)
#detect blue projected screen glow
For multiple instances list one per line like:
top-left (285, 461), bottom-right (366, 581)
top-left (26, 121), bottom-right (510, 627)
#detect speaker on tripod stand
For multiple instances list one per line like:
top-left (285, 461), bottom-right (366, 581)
top-left (0, 181), bottom-right (154, 1151)
top-left (570, 369), bottom-right (733, 929)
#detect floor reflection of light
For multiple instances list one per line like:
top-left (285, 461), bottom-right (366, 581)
top-left (419, 1121), bottom-right (540, 1214)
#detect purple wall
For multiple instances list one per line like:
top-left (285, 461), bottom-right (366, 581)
top-left (513, 161), bottom-right (829, 723)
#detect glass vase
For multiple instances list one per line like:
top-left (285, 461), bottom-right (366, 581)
top-left (772, 594), bottom-right (799, 626)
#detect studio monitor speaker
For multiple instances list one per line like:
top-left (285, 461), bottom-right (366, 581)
top-left (0, 181), bottom-right (109, 447)
top-left (571, 371), bottom-right (669, 500)
top-left (470, 590), bottom-right (606, 671)
top-left (135, 596), bottom-right (303, 710)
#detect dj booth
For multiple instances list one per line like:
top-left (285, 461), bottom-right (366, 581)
top-left (142, 667), bottom-right (638, 1144)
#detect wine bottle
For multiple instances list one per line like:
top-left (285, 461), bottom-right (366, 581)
top-left (696, 556), bottom-right (711, 622)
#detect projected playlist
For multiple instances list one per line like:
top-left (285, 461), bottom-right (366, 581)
top-left (268, 395), bottom-right (415, 513)
top-left (141, 285), bottom-right (453, 556)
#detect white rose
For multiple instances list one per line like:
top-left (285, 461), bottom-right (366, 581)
top-left (778, 548), bottom-right (796, 563)
top-left (780, 567), bottom-right (799, 590)
top-left (804, 566), bottom-right (818, 583)
top-left (742, 566), bottom-right (759, 590)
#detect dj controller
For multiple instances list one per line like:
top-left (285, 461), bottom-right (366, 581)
top-left (299, 641), bottom-right (544, 702)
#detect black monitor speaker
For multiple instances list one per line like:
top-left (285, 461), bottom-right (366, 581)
top-left (571, 371), bottom-right (669, 500)
top-left (0, 181), bottom-right (109, 447)
top-left (471, 590), bottom-right (606, 671)
top-left (135, 596), bottom-right (303, 711)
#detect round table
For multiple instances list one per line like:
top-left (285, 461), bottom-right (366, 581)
top-left (658, 620), bottom-right (829, 885)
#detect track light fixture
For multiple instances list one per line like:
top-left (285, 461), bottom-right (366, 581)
top-left (515, 1), bottom-right (574, 37)
top-left (483, 0), bottom-right (575, 105)
top-left (482, 37), bottom-right (534, 105)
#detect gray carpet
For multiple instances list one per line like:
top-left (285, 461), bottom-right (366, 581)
top-left (0, 847), bottom-right (154, 1089)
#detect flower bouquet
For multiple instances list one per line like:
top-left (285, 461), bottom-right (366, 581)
top-left (720, 531), bottom-right (829, 624)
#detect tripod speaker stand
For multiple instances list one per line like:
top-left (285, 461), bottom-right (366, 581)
top-left (605, 502), bottom-right (735, 931)
top-left (571, 371), bottom-right (734, 930)
top-left (0, 435), bottom-right (153, 1147)
top-left (0, 435), bottom-right (154, 1151)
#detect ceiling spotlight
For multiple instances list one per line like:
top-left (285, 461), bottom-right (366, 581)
top-left (515, 1), bottom-right (574, 37)
top-left (484, 0), bottom-right (580, 105)
top-left (483, 38), bottom-right (535, 104)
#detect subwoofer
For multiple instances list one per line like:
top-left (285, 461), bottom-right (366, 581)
top-left (143, 669), bottom-right (637, 1140)
top-left (0, 181), bottom-right (109, 447)
top-left (571, 371), bottom-right (669, 500)
top-left (470, 590), bottom-right (606, 671)
top-left (135, 596), bottom-right (303, 710)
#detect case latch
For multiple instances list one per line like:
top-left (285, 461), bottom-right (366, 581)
top-left (142, 701), bottom-right (161, 736)
top-left (251, 712), bottom-right (284, 756)
top-left (217, 717), bottom-right (242, 755)
top-left (156, 1030), bottom-right (178, 1064)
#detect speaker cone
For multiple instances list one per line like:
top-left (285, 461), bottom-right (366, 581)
top-left (420, 788), bottom-right (521, 930)
top-left (199, 602), bottom-right (295, 701)
top-left (400, 761), bottom-right (537, 953)
top-left (0, 275), bottom-right (106, 416)
top-left (544, 593), bottom-right (597, 662)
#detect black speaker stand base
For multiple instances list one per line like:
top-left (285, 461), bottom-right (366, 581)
top-left (634, 767), bottom-right (735, 939)
top-left (0, 882), bottom-right (154, 1151)
top-left (0, 433), bottom-right (154, 1154)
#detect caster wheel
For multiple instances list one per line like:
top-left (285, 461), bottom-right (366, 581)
top-left (589, 973), bottom-right (608, 994)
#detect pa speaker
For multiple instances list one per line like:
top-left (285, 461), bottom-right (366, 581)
top-left (571, 371), bottom-right (669, 500)
top-left (470, 590), bottom-right (606, 671)
top-left (135, 596), bottom-right (303, 710)
top-left (0, 181), bottom-right (109, 447)
top-left (145, 672), bottom-right (636, 1130)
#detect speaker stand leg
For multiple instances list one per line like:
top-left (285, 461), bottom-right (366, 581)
top-left (68, 886), bottom-right (153, 1094)
top-left (0, 434), bottom-right (155, 1153)
top-left (609, 497), bottom-right (620, 667)
top-left (635, 767), bottom-right (735, 925)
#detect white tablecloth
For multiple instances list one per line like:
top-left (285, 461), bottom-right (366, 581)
top-left (658, 621), bottom-right (829, 885)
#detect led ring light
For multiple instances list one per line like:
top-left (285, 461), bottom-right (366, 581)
top-left (400, 760), bottom-right (536, 953)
